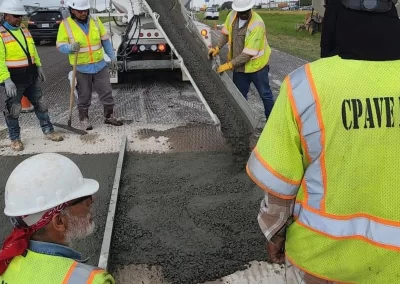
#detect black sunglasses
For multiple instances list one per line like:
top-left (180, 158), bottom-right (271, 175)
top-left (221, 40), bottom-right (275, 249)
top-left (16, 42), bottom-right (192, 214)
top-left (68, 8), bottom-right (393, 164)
top-left (68, 195), bottom-right (92, 207)
top-left (10, 14), bottom-right (23, 18)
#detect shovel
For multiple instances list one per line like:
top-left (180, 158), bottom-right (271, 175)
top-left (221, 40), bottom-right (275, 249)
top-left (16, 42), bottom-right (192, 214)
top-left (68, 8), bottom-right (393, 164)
top-left (53, 52), bottom-right (87, 135)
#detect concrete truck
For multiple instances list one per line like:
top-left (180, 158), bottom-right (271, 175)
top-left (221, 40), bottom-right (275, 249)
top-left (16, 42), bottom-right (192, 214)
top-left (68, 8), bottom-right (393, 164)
top-left (91, 0), bottom-right (212, 83)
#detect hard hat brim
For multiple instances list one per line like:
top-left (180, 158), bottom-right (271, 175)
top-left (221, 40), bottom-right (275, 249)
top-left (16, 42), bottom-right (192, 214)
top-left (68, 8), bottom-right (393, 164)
top-left (68, 4), bottom-right (91, 10)
top-left (232, 0), bottom-right (255, 12)
top-left (0, 10), bottom-right (28, 15)
top-left (4, 178), bottom-right (100, 217)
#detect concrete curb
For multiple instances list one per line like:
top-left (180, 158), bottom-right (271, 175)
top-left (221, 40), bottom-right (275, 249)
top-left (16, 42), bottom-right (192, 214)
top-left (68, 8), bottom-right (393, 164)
top-left (98, 135), bottom-right (127, 270)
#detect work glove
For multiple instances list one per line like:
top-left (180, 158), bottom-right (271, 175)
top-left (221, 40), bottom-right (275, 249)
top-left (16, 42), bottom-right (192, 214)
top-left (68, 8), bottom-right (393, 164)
top-left (70, 42), bottom-right (80, 53)
top-left (208, 46), bottom-right (220, 59)
top-left (110, 59), bottom-right (118, 71)
top-left (266, 235), bottom-right (285, 265)
top-left (217, 62), bottom-right (233, 73)
top-left (38, 66), bottom-right (46, 82)
top-left (4, 78), bottom-right (17, 98)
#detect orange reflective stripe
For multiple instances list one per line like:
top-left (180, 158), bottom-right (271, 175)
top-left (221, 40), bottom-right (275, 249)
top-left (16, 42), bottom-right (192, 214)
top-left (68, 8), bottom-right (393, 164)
top-left (62, 261), bottom-right (78, 284)
top-left (86, 269), bottom-right (103, 283)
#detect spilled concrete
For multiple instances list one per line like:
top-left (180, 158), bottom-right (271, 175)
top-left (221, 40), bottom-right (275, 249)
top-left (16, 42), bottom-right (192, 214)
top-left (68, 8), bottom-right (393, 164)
top-left (0, 153), bottom-right (117, 266)
top-left (110, 152), bottom-right (267, 284)
top-left (146, 0), bottom-right (253, 157)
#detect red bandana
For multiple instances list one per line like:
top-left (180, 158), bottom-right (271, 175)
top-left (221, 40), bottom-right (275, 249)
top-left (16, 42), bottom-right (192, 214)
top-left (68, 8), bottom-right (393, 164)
top-left (0, 203), bottom-right (68, 275)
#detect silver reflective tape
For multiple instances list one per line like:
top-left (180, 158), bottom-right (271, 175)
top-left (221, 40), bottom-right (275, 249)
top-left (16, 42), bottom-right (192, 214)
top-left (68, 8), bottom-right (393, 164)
top-left (66, 262), bottom-right (99, 283)
top-left (297, 204), bottom-right (400, 248)
top-left (247, 151), bottom-right (299, 197)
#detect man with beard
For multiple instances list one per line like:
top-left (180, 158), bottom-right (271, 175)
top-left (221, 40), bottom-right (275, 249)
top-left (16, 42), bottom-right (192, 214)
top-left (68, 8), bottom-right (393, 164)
top-left (56, 0), bottom-right (122, 130)
top-left (208, 0), bottom-right (274, 121)
top-left (0, 153), bottom-right (115, 283)
top-left (246, 0), bottom-right (400, 283)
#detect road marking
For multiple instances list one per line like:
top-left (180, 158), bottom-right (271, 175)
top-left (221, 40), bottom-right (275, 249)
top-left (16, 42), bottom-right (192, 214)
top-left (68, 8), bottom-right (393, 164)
top-left (98, 135), bottom-right (127, 270)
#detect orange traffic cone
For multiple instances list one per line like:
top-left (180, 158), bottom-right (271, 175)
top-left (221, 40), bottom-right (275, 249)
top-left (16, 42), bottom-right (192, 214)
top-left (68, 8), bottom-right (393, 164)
top-left (21, 96), bottom-right (34, 113)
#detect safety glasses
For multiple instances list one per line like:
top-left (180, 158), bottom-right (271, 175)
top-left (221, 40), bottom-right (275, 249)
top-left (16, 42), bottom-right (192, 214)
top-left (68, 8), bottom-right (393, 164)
top-left (10, 14), bottom-right (23, 18)
top-left (67, 195), bottom-right (93, 207)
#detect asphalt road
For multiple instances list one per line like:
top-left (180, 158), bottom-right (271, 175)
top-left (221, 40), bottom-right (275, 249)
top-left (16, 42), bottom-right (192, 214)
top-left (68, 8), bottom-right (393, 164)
top-left (0, 153), bottom-right (118, 266)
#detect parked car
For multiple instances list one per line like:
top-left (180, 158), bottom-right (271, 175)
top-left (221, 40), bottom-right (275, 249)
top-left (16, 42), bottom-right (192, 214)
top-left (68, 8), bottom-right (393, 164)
top-left (204, 7), bottom-right (219, 20)
top-left (28, 7), bottom-right (70, 44)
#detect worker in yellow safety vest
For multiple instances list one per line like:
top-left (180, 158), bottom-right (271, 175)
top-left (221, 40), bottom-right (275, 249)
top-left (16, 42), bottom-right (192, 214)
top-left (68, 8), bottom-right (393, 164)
top-left (246, 0), bottom-right (400, 283)
top-left (0, 0), bottom-right (63, 152)
top-left (57, 0), bottom-right (122, 131)
top-left (0, 153), bottom-right (115, 283)
top-left (208, 0), bottom-right (274, 120)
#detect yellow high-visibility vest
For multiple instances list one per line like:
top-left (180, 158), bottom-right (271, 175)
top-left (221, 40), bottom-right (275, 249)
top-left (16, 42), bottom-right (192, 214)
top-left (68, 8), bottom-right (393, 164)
top-left (247, 56), bottom-right (400, 283)
top-left (0, 24), bottom-right (42, 82)
top-left (56, 16), bottom-right (109, 66)
top-left (221, 10), bottom-right (271, 73)
top-left (0, 249), bottom-right (115, 283)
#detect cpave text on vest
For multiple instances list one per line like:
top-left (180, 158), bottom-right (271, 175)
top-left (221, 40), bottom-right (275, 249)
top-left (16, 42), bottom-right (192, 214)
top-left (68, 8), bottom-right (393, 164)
top-left (341, 97), bottom-right (400, 130)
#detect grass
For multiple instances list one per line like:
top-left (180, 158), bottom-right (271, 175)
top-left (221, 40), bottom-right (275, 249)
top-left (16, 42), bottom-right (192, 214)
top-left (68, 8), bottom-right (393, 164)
top-left (199, 10), bottom-right (321, 61)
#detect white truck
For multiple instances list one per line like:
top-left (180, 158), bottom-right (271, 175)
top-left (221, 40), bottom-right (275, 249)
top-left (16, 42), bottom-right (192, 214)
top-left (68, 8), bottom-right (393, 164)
top-left (91, 0), bottom-right (212, 83)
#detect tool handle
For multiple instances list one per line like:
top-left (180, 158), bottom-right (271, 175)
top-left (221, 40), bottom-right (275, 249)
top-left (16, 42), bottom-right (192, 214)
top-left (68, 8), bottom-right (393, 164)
top-left (68, 52), bottom-right (78, 127)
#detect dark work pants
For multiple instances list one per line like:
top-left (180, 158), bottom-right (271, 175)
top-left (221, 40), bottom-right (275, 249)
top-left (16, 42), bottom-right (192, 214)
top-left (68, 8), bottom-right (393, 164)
top-left (76, 66), bottom-right (115, 120)
top-left (4, 76), bottom-right (53, 141)
top-left (233, 65), bottom-right (275, 120)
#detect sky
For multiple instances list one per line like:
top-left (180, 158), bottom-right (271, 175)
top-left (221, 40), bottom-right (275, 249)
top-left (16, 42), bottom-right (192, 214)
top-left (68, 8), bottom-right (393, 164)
top-left (19, 0), bottom-right (227, 9)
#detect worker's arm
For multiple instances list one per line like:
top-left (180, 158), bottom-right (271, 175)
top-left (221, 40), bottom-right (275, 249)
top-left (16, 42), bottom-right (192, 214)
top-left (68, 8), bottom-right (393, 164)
top-left (96, 18), bottom-right (116, 61)
top-left (216, 33), bottom-right (228, 50)
top-left (90, 269), bottom-right (115, 284)
top-left (246, 79), bottom-right (304, 260)
top-left (33, 44), bottom-right (42, 67)
top-left (0, 38), bottom-right (10, 83)
top-left (56, 21), bottom-right (75, 54)
top-left (231, 25), bottom-right (265, 68)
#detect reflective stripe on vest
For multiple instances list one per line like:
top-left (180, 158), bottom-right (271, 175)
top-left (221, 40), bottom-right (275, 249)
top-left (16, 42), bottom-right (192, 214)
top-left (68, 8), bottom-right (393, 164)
top-left (65, 261), bottom-right (103, 283)
top-left (0, 26), bottom-right (35, 68)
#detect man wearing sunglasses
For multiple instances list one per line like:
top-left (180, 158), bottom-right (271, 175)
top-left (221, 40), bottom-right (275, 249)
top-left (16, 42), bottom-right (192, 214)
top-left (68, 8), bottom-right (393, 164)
top-left (209, 0), bottom-right (274, 121)
top-left (57, 0), bottom-right (122, 131)
top-left (0, 0), bottom-right (64, 152)
top-left (0, 153), bottom-right (115, 283)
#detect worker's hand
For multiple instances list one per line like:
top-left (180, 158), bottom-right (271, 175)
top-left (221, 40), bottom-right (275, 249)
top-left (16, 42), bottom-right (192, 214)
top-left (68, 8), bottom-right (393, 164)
top-left (37, 66), bottom-right (46, 82)
top-left (208, 46), bottom-right (220, 59)
top-left (110, 59), bottom-right (118, 71)
top-left (4, 78), bottom-right (17, 98)
top-left (70, 42), bottom-right (80, 53)
top-left (217, 62), bottom-right (233, 73)
top-left (266, 235), bottom-right (286, 265)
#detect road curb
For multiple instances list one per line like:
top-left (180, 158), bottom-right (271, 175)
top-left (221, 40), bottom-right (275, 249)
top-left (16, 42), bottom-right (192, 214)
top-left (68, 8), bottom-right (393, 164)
top-left (98, 135), bottom-right (127, 270)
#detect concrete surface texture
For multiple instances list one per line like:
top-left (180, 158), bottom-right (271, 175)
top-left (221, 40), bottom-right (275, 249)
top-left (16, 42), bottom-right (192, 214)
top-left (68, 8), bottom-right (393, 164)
top-left (0, 153), bottom-right (117, 266)
top-left (110, 152), bottom-right (270, 284)
top-left (146, 0), bottom-right (254, 156)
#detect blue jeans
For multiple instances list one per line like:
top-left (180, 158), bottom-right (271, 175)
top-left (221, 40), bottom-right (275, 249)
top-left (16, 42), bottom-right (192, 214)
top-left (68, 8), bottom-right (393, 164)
top-left (4, 77), bottom-right (54, 141)
top-left (233, 65), bottom-right (274, 120)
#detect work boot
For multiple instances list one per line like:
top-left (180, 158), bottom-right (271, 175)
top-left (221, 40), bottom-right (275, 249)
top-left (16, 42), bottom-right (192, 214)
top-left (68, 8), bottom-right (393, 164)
top-left (10, 140), bottom-right (24, 152)
top-left (45, 131), bottom-right (64, 142)
top-left (104, 115), bottom-right (123, 126)
top-left (81, 118), bottom-right (93, 131)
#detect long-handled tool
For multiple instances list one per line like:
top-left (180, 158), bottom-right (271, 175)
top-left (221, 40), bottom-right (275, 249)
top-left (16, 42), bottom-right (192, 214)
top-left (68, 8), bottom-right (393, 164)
top-left (53, 52), bottom-right (87, 135)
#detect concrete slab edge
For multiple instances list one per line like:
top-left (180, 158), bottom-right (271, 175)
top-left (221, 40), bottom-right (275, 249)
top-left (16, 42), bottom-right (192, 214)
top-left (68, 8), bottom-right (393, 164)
top-left (98, 135), bottom-right (127, 270)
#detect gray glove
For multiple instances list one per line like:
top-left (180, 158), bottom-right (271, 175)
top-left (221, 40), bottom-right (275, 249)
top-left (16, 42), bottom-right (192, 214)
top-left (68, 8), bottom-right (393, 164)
top-left (110, 59), bottom-right (118, 71)
top-left (4, 78), bottom-right (17, 98)
top-left (70, 42), bottom-right (80, 52)
top-left (38, 66), bottom-right (46, 82)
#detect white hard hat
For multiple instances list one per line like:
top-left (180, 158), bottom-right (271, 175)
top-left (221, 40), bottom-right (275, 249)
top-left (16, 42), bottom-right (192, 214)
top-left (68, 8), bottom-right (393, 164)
top-left (67, 0), bottom-right (91, 10)
top-left (4, 153), bottom-right (99, 217)
top-left (0, 0), bottom-right (27, 16)
top-left (232, 0), bottom-right (256, 12)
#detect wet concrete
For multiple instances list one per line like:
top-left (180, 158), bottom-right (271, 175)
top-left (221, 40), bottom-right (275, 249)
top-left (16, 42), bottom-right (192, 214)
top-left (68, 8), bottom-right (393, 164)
top-left (0, 153), bottom-right (117, 266)
top-left (110, 152), bottom-right (267, 284)
top-left (146, 0), bottom-right (253, 157)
